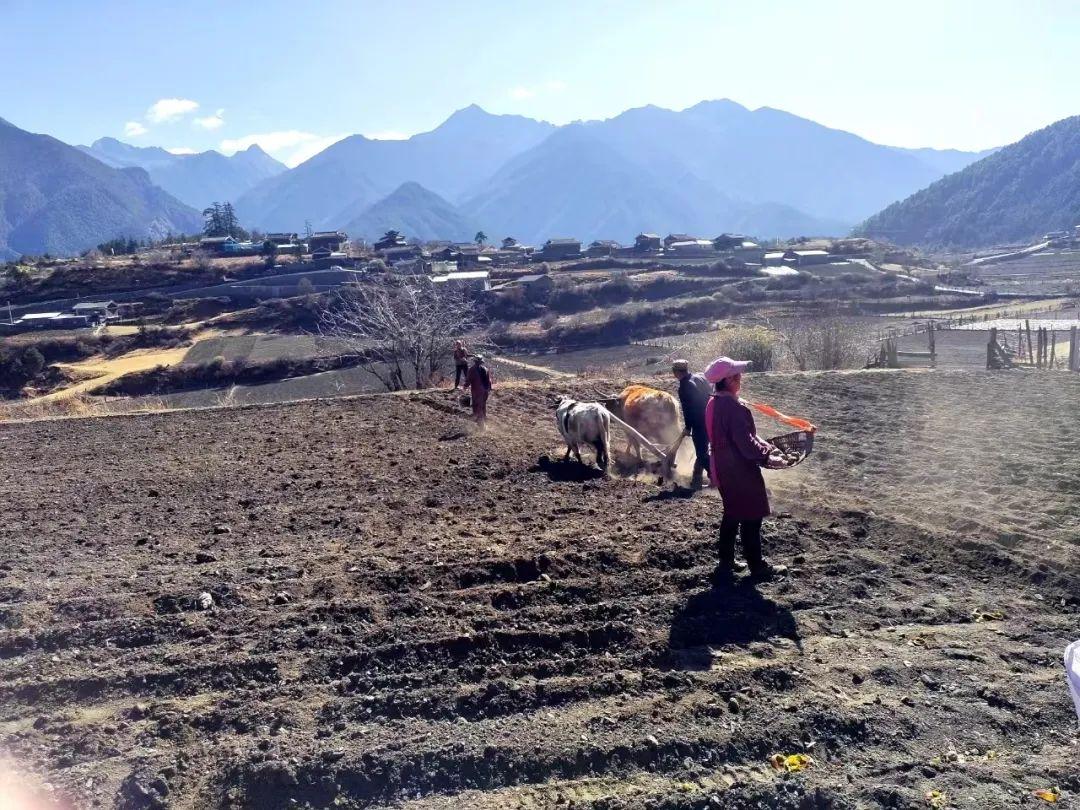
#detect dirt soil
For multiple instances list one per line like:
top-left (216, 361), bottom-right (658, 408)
top-left (0, 370), bottom-right (1077, 809)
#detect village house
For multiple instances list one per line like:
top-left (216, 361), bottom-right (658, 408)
top-left (585, 239), bottom-right (621, 258)
top-left (784, 249), bottom-right (835, 267)
top-left (265, 232), bottom-right (299, 246)
top-left (633, 233), bottom-right (663, 253)
top-left (712, 233), bottom-right (749, 251)
top-left (663, 233), bottom-right (697, 249)
top-left (382, 245), bottom-right (424, 265)
top-left (511, 273), bottom-right (555, 301)
top-left (666, 239), bottom-right (717, 257)
top-left (431, 270), bottom-right (491, 294)
top-left (309, 231), bottom-right (348, 254)
top-left (13, 312), bottom-right (91, 331)
top-left (537, 238), bottom-right (581, 261)
top-left (199, 235), bottom-right (239, 254)
top-left (374, 232), bottom-right (408, 252)
top-left (72, 301), bottom-right (119, 323)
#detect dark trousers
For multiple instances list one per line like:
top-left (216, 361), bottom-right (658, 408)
top-left (718, 516), bottom-right (763, 568)
top-left (454, 363), bottom-right (468, 387)
top-left (690, 428), bottom-right (710, 479)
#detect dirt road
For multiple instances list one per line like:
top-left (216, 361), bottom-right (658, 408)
top-left (0, 371), bottom-right (1076, 809)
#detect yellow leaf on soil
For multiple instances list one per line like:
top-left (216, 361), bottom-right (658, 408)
top-left (769, 753), bottom-right (814, 773)
top-left (1033, 788), bottom-right (1059, 803)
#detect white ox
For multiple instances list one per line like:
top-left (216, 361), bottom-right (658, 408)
top-left (555, 396), bottom-right (611, 470)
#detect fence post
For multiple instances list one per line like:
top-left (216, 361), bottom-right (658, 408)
top-left (1050, 329), bottom-right (1056, 369)
top-left (928, 321), bottom-right (936, 361)
top-left (1071, 327), bottom-right (1078, 372)
top-left (987, 328), bottom-right (997, 370)
top-left (1026, 319), bottom-right (1034, 364)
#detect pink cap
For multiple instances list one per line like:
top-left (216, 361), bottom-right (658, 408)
top-left (703, 356), bottom-right (751, 383)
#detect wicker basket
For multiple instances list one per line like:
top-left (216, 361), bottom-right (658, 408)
top-left (766, 430), bottom-right (815, 467)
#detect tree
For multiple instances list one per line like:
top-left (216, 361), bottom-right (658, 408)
top-left (475, 231), bottom-right (487, 248)
top-left (317, 279), bottom-right (489, 392)
top-left (202, 202), bottom-right (249, 239)
top-left (262, 240), bottom-right (278, 269)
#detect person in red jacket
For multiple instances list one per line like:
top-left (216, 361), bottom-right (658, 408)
top-left (465, 355), bottom-right (492, 428)
top-left (704, 356), bottom-right (789, 580)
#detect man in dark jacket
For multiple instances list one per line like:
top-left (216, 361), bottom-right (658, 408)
top-left (673, 359), bottom-right (711, 489)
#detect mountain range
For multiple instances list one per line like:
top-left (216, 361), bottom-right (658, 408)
top-left (78, 137), bottom-right (286, 211)
top-left (233, 101), bottom-right (990, 245)
top-left (857, 116), bottom-right (1080, 248)
top-left (0, 101), bottom-right (1010, 260)
top-left (0, 118), bottom-right (201, 261)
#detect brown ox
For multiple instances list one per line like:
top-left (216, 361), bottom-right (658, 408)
top-left (610, 384), bottom-right (682, 462)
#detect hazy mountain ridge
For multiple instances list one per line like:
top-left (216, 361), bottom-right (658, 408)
top-left (234, 106), bottom-right (556, 231)
top-left (79, 137), bottom-right (286, 210)
top-left (0, 120), bottom-right (201, 259)
top-left (857, 116), bottom-right (1080, 247)
top-left (235, 101), bottom-right (989, 241)
top-left (339, 182), bottom-right (480, 243)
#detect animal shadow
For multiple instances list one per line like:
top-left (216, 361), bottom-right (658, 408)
top-left (530, 454), bottom-right (606, 482)
top-left (643, 486), bottom-right (696, 503)
top-left (666, 578), bottom-right (801, 670)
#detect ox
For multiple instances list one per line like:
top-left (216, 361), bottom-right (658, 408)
top-left (610, 384), bottom-right (682, 463)
top-left (554, 396), bottom-right (611, 469)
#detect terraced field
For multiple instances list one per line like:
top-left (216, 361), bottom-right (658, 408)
top-left (0, 372), bottom-right (1077, 809)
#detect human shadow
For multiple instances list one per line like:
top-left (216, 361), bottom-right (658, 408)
top-left (665, 576), bottom-right (802, 670)
top-left (530, 454), bottom-right (607, 482)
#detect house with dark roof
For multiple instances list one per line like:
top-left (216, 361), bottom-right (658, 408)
top-left (663, 233), bottom-right (697, 249)
top-left (72, 301), bottom-right (118, 322)
top-left (537, 238), bottom-right (581, 261)
top-left (634, 233), bottom-right (662, 252)
top-left (585, 239), bottom-right (621, 258)
top-left (309, 231), bottom-right (348, 254)
top-left (265, 232), bottom-right (299, 246)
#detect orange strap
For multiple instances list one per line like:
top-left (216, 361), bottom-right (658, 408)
top-left (748, 401), bottom-right (817, 433)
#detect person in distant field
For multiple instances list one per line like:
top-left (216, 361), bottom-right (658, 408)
top-left (704, 356), bottom-right (789, 581)
top-left (672, 358), bottom-right (712, 489)
top-left (453, 340), bottom-right (469, 389)
top-left (466, 355), bottom-right (492, 427)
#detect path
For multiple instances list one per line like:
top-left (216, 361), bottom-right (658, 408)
top-left (492, 355), bottom-right (575, 378)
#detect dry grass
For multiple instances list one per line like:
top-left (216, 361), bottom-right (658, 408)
top-left (0, 393), bottom-right (169, 423)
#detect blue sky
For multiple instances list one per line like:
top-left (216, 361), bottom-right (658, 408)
top-left (2, 0), bottom-right (1077, 165)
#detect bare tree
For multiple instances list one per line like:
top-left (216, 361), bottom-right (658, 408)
top-left (317, 278), bottom-right (489, 391)
top-left (777, 316), bottom-right (874, 370)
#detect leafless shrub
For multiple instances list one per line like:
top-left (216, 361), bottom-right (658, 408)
top-left (665, 325), bottom-right (777, 373)
top-left (777, 316), bottom-right (873, 370)
top-left (317, 278), bottom-right (490, 391)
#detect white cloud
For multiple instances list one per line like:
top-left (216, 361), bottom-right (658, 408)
top-left (544, 80), bottom-right (568, 93)
top-left (166, 147), bottom-right (197, 155)
top-left (194, 109), bottom-right (225, 130)
top-left (363, 129), bottom-right (409, 141)
top-left (509, 86), bottom-right (535, 100)
top-left (124, 121), bottom-right (148, 137)
top-left (220, 130), bottom-right (348, 167)
top-left (147, 98), bottom-right (199, 124)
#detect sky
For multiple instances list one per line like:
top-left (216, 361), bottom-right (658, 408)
top-left (2, 0), bottom-right (1078, 166)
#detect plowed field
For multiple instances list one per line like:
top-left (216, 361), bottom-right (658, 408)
top-left (0, 371), bottom-right (1077, 809)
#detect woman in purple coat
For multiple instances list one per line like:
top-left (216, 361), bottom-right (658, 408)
top-left (704, 356), bottom-right (788, 580)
